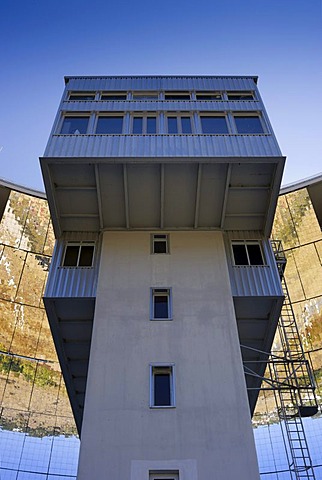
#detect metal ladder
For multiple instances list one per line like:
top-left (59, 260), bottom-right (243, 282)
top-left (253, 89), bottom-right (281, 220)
top-left (270, 241), bottom-right (318, 480)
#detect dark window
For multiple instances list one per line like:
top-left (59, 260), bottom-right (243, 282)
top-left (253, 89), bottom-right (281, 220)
top-left (62, 244), bottom-right (94, 267)
top-left (132, 93), bottom-right (158, 100)
top-left (232, 242), bottom-right (264, 266)
top-left (60, 116), bottom-right (89, 134)
top-left (234, 116), bottom-right (264, 134)
top-left (167, 117), bottom-right (192, 134)
top-left (68, 93), bottom-right (95, 101)
top-left (152, 288), bottom-right (171, 320)
top-left (167, 117), bottom-right (178, 134)
top-left (165, 93), bottom-right (190, 100)
top-left (152, 234), bottom-right (169, 254)
top-left (200, 116), bottom-right (228, 134)
top-left (196, 93), bottom-right (222, 100)
top-left (133, 117), bottom-right (143, 134)
top-left (101, 93), bottom-right (127, 100)
top-left (147, 117), bottom-right (156, 134)
top-left (227, 92), bottom-right (254, 100)
top-left (151, 366), bottom-right (174, 407)
top-left (96, 116), bottom-right (123, 134)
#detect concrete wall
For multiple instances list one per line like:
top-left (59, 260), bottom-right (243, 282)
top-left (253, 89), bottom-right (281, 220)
top-left (77, 231), bottom-right (260, 480)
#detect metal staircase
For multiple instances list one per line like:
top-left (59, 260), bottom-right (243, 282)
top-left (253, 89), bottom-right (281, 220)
top-left (269, 240), bottom-right (318, 480)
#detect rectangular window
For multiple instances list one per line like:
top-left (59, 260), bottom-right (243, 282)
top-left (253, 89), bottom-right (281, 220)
top-left (68, 92), bottom-right (95, 101)
top-left (150, 365), bottom-right (175, 407)
top-left (167, 116), bottom-right (192, 134)
top-left (227, 91), bottom-right (254, 100)
top-left (149, 472), bottom-right (179, 480)
top-left (132, 92), bottom-right (159, 100)
top-left (164, 92), bottom-right (190, 100)
top-left (200, 116), bottom-right (228, 134)
top-left (60, 116), bottom-right (90, 134)
top-left (100, 92), bottom-right (127, 100)
top-left (232, 241), bottom-right (264, 266)
top-left (151, 288), bottom-right (172, 320)
top-left (131, 115), bottom-right (157, 134)
top-left (196, 92), bottom-right (221, 100)
top-left (152, 234), bottom-right (169, 254)
top-left (234, 115), bottom-right (264, 134)
top-left (96, 116), bottom-right (123, 134)
top-left (62, 243), bottom-right (95, 267)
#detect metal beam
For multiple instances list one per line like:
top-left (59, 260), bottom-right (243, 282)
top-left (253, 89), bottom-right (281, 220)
top-left (123, 164), bottom-right (130, 229)
top-left (220, 164), bottom-right (231, 229)
top-left (94, 164), bottom-right (104, 229)
top-left (194, 164), bottom-right (202, 229)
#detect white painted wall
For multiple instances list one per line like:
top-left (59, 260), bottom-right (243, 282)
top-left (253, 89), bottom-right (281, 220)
top-left (77, 231), bottom-right (260, 480)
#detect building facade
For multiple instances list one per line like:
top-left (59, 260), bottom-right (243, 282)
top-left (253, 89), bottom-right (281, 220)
top-left (39, 75), bottom-right (286, 480)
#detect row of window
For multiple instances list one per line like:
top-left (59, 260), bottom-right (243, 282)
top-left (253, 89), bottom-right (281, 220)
top-left (67, 90), bottom-right (255, 102)
top-left (61, 238), bottom-right (265, 269)
top-left (59, 113), bottom-right (266, 135)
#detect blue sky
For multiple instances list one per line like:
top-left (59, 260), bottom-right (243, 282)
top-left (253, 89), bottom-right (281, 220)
top-left (0, 0), bottom-right (321, 191)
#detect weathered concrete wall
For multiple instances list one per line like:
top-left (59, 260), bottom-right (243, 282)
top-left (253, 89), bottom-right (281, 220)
top-left (77, 231), bottom-right (259, 480)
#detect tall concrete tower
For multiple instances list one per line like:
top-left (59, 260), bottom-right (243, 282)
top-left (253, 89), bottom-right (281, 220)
top-left (41, 76), bottom-right (285, 480)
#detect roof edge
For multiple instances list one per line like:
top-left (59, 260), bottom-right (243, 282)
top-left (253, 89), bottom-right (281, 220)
top-left (0, 177), bottom-right (46, 199)
top-left (64, 74), bottom-right (258, 84)
top-left (280, 172), bottom-right (322, 195)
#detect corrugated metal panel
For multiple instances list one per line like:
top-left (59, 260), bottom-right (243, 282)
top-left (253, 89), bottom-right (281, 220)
top-left (61, 100), bottom-right (261, 113)
top-left (65, 76), bottom-right (258, 92)
top-left (45, 134), bottom-right (281, 158)
top-left (45, 232), bottom-right (100, 298)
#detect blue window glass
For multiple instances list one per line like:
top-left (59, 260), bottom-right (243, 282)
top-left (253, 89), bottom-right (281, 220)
top-left (60, 116), bottom-right (89, 134)
top-left (96, 116), bottom-right (123, 134)
top-left (133, 117), bottom-right (143, 134)
top-left (234, 116), bottom-right (264, 134)
top-left (154, 373), bottom-right (171, 406)
top-left (167, 117), bottom-right (178, 134)
top-left (147, 117), bottom-right (156, 134)
top-left (200, 116), bottom-right (228, 134)
top-left (181, 117), bottom-right (192, 134)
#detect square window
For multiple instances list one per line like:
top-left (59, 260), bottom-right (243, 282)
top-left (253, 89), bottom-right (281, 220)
top-left (152, 234), bottom-right (169, 254)
top-left (234, 115), bottom-right (264, 134)
top-left (131, 115), bottom-right (157, 134)
top-left (96, 116), bottom-right (123, 134)
top-left (200, 116), bottom-right (228, 134)
top-left (62, 243), bottom-right (95, 267)
top-left (232, 241), bottom-right (264, 266)
top-left (167, 116), bottom-right (192, 134)
top-left (151, 288), bottom-right (172, 320)
top-left (150, 365), bottom-right (175, 407)
top-left (60, 116), bottom-right (89, 134)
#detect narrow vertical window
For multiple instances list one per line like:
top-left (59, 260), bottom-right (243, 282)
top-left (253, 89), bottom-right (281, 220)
top-left (133, 116), bottom-right (143, 134)
top-left (151, 288), bottom-right (172, 320)
top-left (152, 234), bottom-right (169, 254)
top-left (150, 365), bottom-right (175, 407)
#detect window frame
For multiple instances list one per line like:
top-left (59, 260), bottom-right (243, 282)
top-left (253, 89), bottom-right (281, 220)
top-left (150, 288), bottom-right (172, 320)
top-left (151, 234), bottom-right (169, 254)
top-left (195, 91), bottom-right (222, 101)
top-left (150, 364), bottom-right (176, 408)
top-left (227, 91), bottom-right (255, 101)
top-left (95, 114), bottom-right (124, 134)
top-left (100, 92), bottom-right (128, 101)
top-left (233, 113), bottom-right (266, 134)
top-left (59, 114), bottom-right (91, 135)
top-left (200, 114), bottom-right (229, 134)
top-left (61, 242), bottom-right (95, 268)
top-left (166, 115), bottom-right (193, 134)
top-left (231, 240), bottom-right (265, 267)
top-left (68, 92), bottom-right (96, 101)
top-left (131, 114), bottom-right (158, 134)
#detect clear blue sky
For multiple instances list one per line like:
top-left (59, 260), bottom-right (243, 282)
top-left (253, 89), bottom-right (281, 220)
top-left (0, 0), bottom-right (321, 191)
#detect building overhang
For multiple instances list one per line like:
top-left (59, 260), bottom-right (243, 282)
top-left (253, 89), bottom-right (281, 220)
top-left (40, 156), bottom-right (285, 237)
